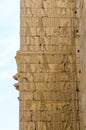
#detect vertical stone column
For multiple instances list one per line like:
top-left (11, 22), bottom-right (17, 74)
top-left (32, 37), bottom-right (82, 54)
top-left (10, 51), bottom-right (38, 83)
top-left (19, 0), bottom-right (82, 130)
top-left (79, 0), bottom-right (86, 129)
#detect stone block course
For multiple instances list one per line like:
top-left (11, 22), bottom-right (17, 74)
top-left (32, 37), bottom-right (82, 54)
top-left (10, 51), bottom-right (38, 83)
top-left (15, 0), bottom-right (86, 130)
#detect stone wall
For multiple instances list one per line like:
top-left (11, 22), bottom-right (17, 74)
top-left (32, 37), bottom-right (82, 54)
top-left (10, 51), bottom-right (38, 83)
top-left (79, 0), bottom-right (86, 129)
top-left (14, 0), bottom-right (86, 130)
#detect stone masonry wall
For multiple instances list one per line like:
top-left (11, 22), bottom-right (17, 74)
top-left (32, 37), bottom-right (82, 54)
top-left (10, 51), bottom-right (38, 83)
top-left (17, 0), bottom-right (85, 130)
top-left (79, 0), bottom-right (86, 129)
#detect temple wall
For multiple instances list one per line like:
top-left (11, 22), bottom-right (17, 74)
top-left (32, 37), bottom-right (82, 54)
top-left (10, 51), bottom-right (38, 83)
top-left (79, 0), bottom-right (86, 129)
top-left (14, 0), bottom-right (86, 130)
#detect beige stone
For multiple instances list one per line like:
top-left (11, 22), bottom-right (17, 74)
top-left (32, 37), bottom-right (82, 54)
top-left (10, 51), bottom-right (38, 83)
top-left (14, 0), bottom-right (86, 130)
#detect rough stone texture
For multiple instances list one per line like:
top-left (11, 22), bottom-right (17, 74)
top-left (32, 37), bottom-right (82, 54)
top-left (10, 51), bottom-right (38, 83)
top-left (14, 0), bottom-right (86, 130)
top-left (79, 0), bottom-right (86, 129)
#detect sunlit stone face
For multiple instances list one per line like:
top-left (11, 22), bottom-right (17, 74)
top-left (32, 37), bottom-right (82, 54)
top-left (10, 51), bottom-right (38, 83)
top-left (14, 0), bottom-right (86, 130)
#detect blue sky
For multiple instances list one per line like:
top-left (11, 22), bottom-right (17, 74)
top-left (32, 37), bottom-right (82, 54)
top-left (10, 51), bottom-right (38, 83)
top-left (0, 0), bottom-right (19, 130)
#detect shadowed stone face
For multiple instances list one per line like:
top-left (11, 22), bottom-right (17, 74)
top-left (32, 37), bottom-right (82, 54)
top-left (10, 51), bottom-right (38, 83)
top-left (14, 0), bottom-right (86, 130)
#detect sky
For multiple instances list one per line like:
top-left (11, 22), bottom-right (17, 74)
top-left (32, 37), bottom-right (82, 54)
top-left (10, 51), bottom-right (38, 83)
top-left (0, 0), bottom-right (19, 130)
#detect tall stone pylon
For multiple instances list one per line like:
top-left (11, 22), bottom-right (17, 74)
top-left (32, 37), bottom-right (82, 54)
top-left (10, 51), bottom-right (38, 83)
top-left (13, 0), bottom-right (86, 130)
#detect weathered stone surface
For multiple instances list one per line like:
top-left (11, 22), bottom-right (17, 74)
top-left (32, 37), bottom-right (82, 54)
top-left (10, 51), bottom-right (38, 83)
top-left (14, 0), bottom-right (86, 130)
